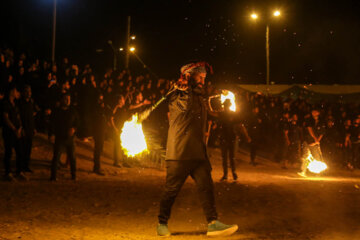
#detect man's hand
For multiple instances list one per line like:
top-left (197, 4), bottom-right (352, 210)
top-left (175, 84), bottom-right (188, 91)
top-left (49, 135), bottom-right (55, 144)
top-left (15, 128), bottom-right (22, 139)
top-left (174, 78), bottom-right (189, 91)
top-left (68, 128), bottom-right (75, 137)
top-left (143, 99), bottom-right (151, 105)
top-left (45, 109), bottom-right (52, 115)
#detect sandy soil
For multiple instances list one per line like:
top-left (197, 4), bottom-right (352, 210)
top-left (1, 134), bottom-right (360, 240)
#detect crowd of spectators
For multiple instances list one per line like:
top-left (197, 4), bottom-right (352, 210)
top-left (0, 47), bottom-right (359, 181)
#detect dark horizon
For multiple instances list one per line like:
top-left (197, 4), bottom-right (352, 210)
top-left (1, 0), bottom-right (360, 84)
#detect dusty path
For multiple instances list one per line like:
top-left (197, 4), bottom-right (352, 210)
top-left (1, 134), bottom-right (360, 240)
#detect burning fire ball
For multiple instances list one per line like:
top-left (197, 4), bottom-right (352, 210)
top-left (306, 153), bottom-right (328, 174)
top-left (221, 90), bottom-right (236, 112)
top-left (120, 114), bottom-right (148, 157)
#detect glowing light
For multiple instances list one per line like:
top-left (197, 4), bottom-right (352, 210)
top-left (306, 153), bottom-right (328, 174)
top-left (119, 47), bottom-right (124, 51)
top-left (251, 13), bottom-right (258, 20)
top-left (131, 36), bottom-right (136, 40)
top-left (120, 114), bottom-right (148, 157)
top-left (129, 47), bottom-right (135, 52)
top-left (221, 90), bottom-right (236, 112)
top-left (274, 10), bottom-right (281, 17)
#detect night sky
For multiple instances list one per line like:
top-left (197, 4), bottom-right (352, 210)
top-left (1, 0), bottom-right (360, 84)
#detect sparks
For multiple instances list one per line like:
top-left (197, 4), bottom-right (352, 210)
top-left (221, 90), bottom-right (236, 111)
top-left (120, 114), bottom-right (148, 157)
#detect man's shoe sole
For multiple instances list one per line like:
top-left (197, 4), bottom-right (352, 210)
top-left (207, 225), bottom-right (238, 237)
top-left (297, 172), bottom-right (307, 177)
top-left (157, 233), bottom-right (171, 237)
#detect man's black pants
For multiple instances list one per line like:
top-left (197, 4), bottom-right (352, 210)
top-left (93, 134), bottom-right (105, 171)
top-left (250, 139), bottom-right (259, 164)
top-left (2, 131), bottom-right (23, 175)
top-left (158, 160), bottom-right (218, 224)
top-left (113, 131), bottom-right (121, 165)
top-left (22, 135), bottom-right (33, 170)
top-left (51, 137), bottom-right (76, 179)
top-left (220, 138), bottom-right (236, 176)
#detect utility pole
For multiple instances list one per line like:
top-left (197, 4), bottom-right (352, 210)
top-left (107, 40), bottom-right (117, 71)
top-left (125, 16), bottom-right (131, 69)
top-left (266, 24), bottom-right (270, 85)
top-left (51, 0), bottom-right (57, 65)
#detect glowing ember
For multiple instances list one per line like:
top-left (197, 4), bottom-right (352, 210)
top-left (120, 114), bottom-right (148, 157)
top-left (306, 153), bottom-right (327, 174)
top-left (220, 90), bottom-right (236, 111)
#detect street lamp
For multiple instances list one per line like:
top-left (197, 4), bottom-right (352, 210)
top-left (250, 10), bottom-right (281, 85)
top-left (251, 13), bottom-right (258, 20)
top-left (129, 47), bottom-right (136, 52)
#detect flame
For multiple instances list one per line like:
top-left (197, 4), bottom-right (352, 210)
top-left (220, 90), bottom-right (236, 112)
top-left (120, 114), bottom-right (148, 157)
top-left (306, 153), bottom-right (327, 174)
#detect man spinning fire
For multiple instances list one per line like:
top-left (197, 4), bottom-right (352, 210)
top-left (298, 108), bottom-right (326, 177)
top-left (157, 62), bottom-right (238, 237)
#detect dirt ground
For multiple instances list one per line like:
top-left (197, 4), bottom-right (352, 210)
top-left (1, 134), bottom-right (360, 240)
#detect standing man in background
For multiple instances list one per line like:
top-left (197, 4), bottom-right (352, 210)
top-left (19, 85), bottom-right (37, 173)
top-left (2, 84), bottom-right (26, 181)
top-left (50, 93), bottom-right (79, 181)
top-left (92, 93), bottom-right (110, 175)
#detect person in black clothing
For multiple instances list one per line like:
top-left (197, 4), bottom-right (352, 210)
top-left (157, 62), bottom-right (237, 237)
top-left (247, 106), bottom-right (264, 166)
top-left (111, 95), bottom-right (128, 167)
top-left (274, 111), bottom-right (291, 168)
top-left (216, 99), bottom-right (239, 181)
top-left (350, 115), bottom-right (360, 168)
top-left (50, 93), bottom-right (79, 181)
top-left (298, 109), bottom-right (326, 177)
top-left (286, 113), bottom-right (302, 166)
top-left (322, 118), bottom-right (342, 166)
top-left (343, 119), bottom-right (354, 169)
top-left (2, 85), bottom-right (26, 181)
top-left (18, 85), bottom-right (37, 172)
top-left (92, 94), bottom-right (110, 175)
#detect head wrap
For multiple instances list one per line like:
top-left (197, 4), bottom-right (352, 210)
top-left (180, 61), bottom-right (213, 76)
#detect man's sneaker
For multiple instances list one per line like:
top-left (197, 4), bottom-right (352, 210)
top-left (122, 162), bottom-right (131, 168)
top-left (220, 175), bottom-right (228, 182)
top-left (113, 163), bottom-right (122, 168)
top-left (207, 220), bottom-right (238, 237)
top-left (24, 168), bottom-right (33, 173)
top-left (157, 223), bottom-right (171, 237)
top-left (297, 172), bottom-right (307, 178)
top-left (17, 172), bottom-right (28, 181)
top-left (93, 169), bottom-right (105, 176)
top-left (4, 173), bottom-right (16, 182)
top-left (50, 177), bottom-right (57, 182)
top-left (233, 173), bottom-right (238, 181)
